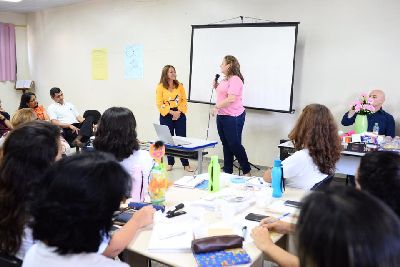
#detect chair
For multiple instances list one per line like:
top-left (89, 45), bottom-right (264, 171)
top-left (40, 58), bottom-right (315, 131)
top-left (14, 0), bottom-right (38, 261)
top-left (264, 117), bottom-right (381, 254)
top-left (0, 254), bottom-right (22, 267)
top-left (311, 174), bottom-right (334, 191)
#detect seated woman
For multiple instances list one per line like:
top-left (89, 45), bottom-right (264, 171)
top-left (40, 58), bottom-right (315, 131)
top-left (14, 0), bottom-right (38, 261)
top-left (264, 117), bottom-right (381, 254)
top-left (251, 187), bottom-right (400, 267)
top-left (18, 92), bottom-right (50, 121)
top-left (93, 107), bottom-right (155, 258)
top-left (11, 108), bottom-right (37, 127)
top-left (94, 107), bottom-right (154, 201)
top-left (263, 104), bottom-right (341, 190)
top-left (9, 108), bottom-right (71, 156)
top-left (0, 121), bottom-right (62, 260)
top-left (356, 151), bottom-right (400, 217)
top-left (0, 99), bottom-right (13, 137)
top-left (24, 152), bottom-right (131, 267)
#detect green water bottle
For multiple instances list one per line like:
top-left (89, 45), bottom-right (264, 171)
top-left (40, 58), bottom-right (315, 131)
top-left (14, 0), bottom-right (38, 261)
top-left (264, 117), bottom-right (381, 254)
top-left (208, 155), bottom-right (221, 192)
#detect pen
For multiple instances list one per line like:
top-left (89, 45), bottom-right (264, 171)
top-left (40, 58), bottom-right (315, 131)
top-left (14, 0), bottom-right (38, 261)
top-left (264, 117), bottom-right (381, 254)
top-left (242, 226), bottom-right (247, 239)
top-left (267, 212), bottom-right (290, 224)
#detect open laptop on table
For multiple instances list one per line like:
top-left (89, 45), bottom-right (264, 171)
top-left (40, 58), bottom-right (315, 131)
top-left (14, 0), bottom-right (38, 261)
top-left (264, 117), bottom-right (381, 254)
top-left (153, 124), bottom-right (191, 146)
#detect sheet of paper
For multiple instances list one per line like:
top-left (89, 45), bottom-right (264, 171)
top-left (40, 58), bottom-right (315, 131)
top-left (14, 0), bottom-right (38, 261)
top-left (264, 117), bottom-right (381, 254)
top-left (124, 44), bottom-right (143, 80)
top-left (92, 48), bottom-right (108, 80)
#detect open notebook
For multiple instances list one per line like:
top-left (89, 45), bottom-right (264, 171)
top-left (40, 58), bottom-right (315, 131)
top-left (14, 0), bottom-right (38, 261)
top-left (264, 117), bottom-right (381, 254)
top-left (173, 175), bottom-right (206, 189)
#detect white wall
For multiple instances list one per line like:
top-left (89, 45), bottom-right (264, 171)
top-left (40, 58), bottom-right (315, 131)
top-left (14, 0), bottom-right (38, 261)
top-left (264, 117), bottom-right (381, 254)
top-left (0, 11), bottom-right (29, 113)
top-left (5, 0), bottom-right (400, 166)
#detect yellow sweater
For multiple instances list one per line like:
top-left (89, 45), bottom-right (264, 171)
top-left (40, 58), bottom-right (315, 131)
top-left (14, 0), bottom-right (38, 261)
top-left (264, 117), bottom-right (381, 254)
top-left (156, 83), bottom-right (188, 116)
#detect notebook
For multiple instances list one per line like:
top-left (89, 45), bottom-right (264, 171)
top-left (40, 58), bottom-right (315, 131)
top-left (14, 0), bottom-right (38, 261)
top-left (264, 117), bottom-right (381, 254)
top-left (148, 222), bottom-right (193, 252)
top-left (174, 175), bottom-right (206, 189)
top-left (194, 248), bottom-right (251, 267)
top-left (153, 123), bottom-right (191, 146)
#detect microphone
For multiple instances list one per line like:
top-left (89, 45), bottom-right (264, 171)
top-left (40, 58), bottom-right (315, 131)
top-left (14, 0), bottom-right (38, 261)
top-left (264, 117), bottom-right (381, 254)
top-left (215, 74), bottom-right (220, 83)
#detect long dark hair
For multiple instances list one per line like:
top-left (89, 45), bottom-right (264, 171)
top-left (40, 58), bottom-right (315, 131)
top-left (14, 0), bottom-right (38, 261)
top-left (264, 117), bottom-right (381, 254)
top-left (0, 121), bottom-right (60, 256)
top-left (93, 107), bottom-right (139, 161)
top-left (297, 187), bottom-right (400, 267)
top-left (159, 65), bottom-right (179, 89)
top-left (18, 92), bottom-right (35, 109)
top-left (224, 55), bottom-right (244, 83)
top-left (288, 104), bottom-right (341, 175)
top-left (358, 151), bottom-right (400, 217)
top-left (30, 152), bottom-right (129, 255)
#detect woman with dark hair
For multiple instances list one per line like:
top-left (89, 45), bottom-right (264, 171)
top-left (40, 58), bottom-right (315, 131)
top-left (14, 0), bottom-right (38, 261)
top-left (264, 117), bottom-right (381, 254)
top-left (24, 152), bottom-right (131, 267)
top-left (264, 104), bottom-right (342, 189)
top-left (19, 92), bottom-right (50, 121)
top-left (93, 107), bottom-right (155, 258)
top-left (0, 121), bottom-right (61, 260)
top-left (357, 151), bottom-right (400, 217)
top-left (251, 187), bottom-right (400, 267)
top-left (94, 107), bottom-right (153, 201)
top-left (212, 55), bottom-right (251, 175)
top-left (156, 65), bottom-right (193, 172)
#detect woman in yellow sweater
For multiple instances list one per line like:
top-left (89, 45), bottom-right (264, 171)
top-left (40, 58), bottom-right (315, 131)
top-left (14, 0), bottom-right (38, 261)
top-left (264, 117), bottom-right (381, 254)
top-left (156, 65), bottom-right (193, 172)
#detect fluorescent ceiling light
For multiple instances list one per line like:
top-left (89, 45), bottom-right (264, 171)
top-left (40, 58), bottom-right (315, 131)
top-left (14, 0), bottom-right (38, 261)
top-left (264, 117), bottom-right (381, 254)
top-left (0, 0), bottom-right (24, 2)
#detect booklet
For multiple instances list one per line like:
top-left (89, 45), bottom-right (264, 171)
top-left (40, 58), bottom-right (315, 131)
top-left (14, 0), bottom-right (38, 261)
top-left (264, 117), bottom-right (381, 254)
top-left (174, 175), bottom-right (206, 189)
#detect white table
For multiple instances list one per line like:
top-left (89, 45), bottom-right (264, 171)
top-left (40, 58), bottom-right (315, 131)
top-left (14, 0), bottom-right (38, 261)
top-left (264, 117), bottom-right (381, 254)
top-left (124, 178), bottom-right (305, 267)
top-left (278, 141), bottom-right (363, 176)
top-left (144, 137), bottom-right (218, 174)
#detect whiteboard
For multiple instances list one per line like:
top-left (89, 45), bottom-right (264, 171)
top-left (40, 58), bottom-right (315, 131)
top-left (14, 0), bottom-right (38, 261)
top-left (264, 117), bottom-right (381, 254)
top-left (188, 23), bottom-right (299, 112)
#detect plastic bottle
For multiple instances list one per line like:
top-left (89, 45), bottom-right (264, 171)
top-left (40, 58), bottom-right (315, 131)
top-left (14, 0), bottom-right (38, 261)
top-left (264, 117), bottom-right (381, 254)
top-left (208, 155), bottom-right (221, 192)
top-left (271, 159), bottom-right (283, 198)
top-left (373, 123), bottom-right (379, 135)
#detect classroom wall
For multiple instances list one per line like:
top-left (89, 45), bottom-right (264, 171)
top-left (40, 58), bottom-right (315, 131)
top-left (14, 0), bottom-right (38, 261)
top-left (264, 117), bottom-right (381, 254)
top-left (0, 11), bottom-right (30, 113)
top-left (3, 0), bottom-right (400, 166)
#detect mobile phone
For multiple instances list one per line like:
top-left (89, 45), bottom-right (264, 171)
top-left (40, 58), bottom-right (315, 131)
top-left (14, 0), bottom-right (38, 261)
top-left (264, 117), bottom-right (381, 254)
top-left (245, 213), bottom-right (269, 222)
top-left (284, 200), bottom-right (302, 208)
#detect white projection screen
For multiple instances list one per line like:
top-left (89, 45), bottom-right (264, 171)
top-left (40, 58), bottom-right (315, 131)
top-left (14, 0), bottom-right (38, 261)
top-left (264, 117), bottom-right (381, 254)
top-left (189, 23), bottom-right (299, 113)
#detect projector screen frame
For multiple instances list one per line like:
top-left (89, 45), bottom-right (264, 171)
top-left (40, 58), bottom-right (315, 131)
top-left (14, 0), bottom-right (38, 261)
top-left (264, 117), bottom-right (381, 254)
top-left (188, 22), bottom-right (299, 113)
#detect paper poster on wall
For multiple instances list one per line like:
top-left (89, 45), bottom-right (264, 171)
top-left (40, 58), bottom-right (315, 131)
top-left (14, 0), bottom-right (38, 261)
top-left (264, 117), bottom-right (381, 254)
top-left (124, 44), bottom-right (143, 80)
top-left (92, 48), bottom-right (108, 80)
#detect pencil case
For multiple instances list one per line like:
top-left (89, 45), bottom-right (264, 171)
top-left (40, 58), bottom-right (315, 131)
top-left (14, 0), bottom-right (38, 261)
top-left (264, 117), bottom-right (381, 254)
top-left (191, 235), bottom-right (244, 253)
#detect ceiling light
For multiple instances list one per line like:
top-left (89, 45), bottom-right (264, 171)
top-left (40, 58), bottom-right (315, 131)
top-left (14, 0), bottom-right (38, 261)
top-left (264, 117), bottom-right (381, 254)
top-left (0, 0), bottom-right (24, 3)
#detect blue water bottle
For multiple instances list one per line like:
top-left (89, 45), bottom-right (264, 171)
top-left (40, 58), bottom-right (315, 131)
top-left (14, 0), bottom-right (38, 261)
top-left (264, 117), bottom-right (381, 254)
top-left (271, 159), bottom-right (283, 198)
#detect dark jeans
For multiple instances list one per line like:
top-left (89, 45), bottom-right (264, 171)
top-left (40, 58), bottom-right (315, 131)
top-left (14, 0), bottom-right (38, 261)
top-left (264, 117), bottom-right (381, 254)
top-left (160, 112), bottom-right (189, 166)
top-left (62, 113), bottom-right (97, 145)
top-left (216, 111), bottom-right (251, 174)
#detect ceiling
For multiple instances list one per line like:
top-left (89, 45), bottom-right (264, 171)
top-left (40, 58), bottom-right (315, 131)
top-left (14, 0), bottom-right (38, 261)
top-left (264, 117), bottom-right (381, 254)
top-left (0, 0), bottom-right (90, 13)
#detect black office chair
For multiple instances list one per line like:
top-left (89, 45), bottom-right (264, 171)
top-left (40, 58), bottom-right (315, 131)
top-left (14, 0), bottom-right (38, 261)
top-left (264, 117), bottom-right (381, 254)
top-left (311, 174), bottom-right (334, 191)
top-left (0, 254), bottom-right (22, 267)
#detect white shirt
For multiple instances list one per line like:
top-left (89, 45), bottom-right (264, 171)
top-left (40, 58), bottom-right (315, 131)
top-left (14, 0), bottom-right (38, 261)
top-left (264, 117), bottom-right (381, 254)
top-left (282, 149), bottom-right (327, 190)
top-left (16, 227), bottom-right (34, 260)
top-left (48, 102), bottom-right (79, 124)
top-left (23, 242), bottom-right (128, 267)
top-left (120, 150), bottom-right (154, 202)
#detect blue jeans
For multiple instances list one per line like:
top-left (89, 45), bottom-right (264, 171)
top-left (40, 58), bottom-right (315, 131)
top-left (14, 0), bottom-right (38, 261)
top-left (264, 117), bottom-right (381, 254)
top-left (160, 112), bottom-right (189, 166)
top-left (216, 111), bottom-right (251, 174)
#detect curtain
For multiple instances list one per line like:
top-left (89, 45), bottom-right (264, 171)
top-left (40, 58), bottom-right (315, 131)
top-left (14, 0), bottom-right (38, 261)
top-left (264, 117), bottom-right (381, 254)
top-left (0, 22), bottom-right (16, 81)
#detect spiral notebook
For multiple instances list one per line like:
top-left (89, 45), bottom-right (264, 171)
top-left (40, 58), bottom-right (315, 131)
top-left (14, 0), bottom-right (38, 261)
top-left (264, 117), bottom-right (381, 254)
top-left (194, 248), bottom-right (251, 267)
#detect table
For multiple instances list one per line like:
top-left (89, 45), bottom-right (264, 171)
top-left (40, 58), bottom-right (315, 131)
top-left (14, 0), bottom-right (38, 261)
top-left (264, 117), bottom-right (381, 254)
top-left (145, 137), bottom-right (218, 174)
top-left (124, 177), bottom-right (305, 267)
top-left (278, 141), bottom-right (363, 176)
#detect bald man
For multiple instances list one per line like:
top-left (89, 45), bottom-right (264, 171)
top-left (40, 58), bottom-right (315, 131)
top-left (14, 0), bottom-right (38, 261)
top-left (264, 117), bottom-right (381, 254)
top-left (341, 89), bottom-right (395, 137)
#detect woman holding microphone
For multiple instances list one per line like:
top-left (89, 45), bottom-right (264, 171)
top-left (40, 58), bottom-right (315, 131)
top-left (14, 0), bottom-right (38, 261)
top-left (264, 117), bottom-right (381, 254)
top-left (212, 55), bottom-right (251, 175)
top-left (156, 65), bottom-right (193, 172)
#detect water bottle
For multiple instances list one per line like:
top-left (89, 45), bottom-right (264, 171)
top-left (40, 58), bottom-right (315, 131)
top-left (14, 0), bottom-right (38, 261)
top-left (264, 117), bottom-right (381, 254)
top-left (271, 159), bottom-right (283, 198)
top-left (373, 123), bottom-right (379, 135)
top-left (208, 155), bottom-right (221, 192)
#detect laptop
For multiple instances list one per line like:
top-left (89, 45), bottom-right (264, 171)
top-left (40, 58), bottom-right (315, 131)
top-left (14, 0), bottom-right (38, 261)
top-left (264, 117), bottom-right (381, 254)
top-left (153, 124), bottom-right (191, 146)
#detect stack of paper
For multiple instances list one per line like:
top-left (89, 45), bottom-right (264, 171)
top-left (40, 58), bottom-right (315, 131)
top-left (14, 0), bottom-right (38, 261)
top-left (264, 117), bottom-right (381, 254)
top-left (147, 222), bottom-right (193, 252)
top-left (173, 175), bottom-right (206, 189)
